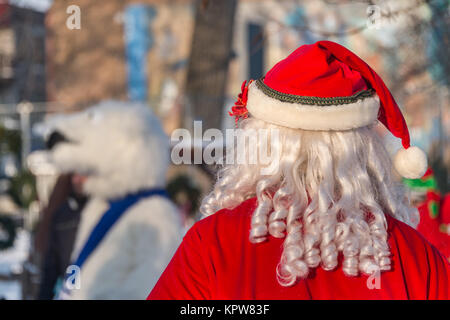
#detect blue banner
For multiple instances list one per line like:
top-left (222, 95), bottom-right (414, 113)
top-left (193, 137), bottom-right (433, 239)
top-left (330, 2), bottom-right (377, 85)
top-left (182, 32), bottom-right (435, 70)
top-left (124, 4), bottom-right (156, 102)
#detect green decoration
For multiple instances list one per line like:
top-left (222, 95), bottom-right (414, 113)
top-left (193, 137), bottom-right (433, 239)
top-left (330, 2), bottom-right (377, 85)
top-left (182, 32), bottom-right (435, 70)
top-left (428, 201), bottom-right (440, 219)
top-left (403, 176), bottom-right (438, 192)
top-left (0, 125), bottom-right (21, 156)
top-left (8, 169), bottom-right (37, 209)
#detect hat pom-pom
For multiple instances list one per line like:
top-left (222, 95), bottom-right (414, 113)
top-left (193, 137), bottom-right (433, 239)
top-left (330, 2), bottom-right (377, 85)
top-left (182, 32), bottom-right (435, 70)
top-left (393, 146), bottom-right (427, 179)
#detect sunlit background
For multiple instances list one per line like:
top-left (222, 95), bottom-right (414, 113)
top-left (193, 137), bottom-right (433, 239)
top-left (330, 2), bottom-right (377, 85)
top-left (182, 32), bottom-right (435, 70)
top-left (0, 0), bottom-right (448, 299)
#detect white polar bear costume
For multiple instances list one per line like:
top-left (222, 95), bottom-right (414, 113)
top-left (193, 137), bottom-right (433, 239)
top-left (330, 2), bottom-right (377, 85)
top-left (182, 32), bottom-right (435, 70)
top-left (43, 101), bottom-right (183, 299)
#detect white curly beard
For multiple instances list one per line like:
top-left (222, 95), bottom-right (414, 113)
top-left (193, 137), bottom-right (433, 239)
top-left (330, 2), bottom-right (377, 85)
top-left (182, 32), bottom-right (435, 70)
top-left (200, 117), bottom-right (418, 286)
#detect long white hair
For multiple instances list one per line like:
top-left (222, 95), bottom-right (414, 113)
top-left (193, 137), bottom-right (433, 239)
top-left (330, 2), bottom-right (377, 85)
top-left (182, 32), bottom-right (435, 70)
top-left (200, 117), bottom-right (418, 286)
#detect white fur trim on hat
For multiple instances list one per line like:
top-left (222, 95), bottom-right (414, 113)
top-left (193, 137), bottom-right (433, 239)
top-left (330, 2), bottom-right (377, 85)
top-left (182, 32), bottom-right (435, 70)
top-left (246, 82), bottom-right (380, 131)
top-left (393, 146), bottom-right (428, 179)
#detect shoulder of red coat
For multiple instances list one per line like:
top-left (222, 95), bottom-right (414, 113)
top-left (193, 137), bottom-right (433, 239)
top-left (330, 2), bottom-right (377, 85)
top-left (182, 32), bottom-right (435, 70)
top-left (189, 197), bottom-right (258, 236)
top-left (386, 213), bottom-right (427, 243)
top-left (385, 213), bottom-right (448, 261)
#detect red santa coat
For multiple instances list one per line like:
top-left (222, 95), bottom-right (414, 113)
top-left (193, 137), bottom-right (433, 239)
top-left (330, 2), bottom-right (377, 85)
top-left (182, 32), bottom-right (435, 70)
top-left (148, 197), bottom-right (450, 300)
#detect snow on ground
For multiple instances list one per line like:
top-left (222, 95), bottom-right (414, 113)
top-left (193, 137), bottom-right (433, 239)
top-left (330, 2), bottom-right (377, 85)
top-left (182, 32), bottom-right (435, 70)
top-left (0, 281), bottom-right (21, 300)
top-left (0, 229), bottom-right (31, 300)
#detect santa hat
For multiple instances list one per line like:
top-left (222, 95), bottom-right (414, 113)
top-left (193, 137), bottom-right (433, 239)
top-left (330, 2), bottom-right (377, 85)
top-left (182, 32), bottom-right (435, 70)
top-left (230, 40), bottom-right (427, 179)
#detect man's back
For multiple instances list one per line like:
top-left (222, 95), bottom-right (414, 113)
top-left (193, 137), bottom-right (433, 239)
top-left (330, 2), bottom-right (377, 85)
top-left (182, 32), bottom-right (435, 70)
top-left (149, 197), bottom-right (450, 300)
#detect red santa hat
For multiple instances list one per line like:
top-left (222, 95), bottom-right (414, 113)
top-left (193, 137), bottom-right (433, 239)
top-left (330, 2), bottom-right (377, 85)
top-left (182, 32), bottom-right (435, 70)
top-left (230, 40), bottom-right (427, 179)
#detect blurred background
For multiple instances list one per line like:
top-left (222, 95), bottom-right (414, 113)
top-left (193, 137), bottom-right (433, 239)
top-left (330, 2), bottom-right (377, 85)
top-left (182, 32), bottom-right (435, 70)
top-left (0, 0), bottom-right (448, 299)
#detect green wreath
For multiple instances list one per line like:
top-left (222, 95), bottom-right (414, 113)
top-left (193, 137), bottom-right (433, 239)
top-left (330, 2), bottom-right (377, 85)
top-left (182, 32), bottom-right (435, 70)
top-left (8, 169), bottom-right (37, 209)
top-left (0, 214), bottom-right (17, 250)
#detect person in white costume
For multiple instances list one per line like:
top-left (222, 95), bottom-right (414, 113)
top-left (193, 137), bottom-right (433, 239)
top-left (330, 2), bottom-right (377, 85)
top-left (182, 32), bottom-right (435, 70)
top-left (42, 101), bottom-right (183, 299)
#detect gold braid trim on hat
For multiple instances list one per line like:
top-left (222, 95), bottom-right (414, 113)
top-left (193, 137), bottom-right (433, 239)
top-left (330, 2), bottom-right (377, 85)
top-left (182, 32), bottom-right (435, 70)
top-left (255, 78), bottom-right (375, 106)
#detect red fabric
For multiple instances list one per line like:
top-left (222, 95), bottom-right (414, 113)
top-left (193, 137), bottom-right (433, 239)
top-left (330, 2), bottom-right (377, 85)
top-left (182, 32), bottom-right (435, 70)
top-left (263, 41), bottom-right (410, 149)
top-left (441, 194), bottom-right (450, 232)
top-left (148, 197), bottom-right (450, 300)
top-left (417, 192), bottom-right (450, 260)
top-left (406, 169), bottom-right (450, 259)
top-left (264, 43), bottom-right (369, 98)
top-left (229, 80), bottom-right (252, 125)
